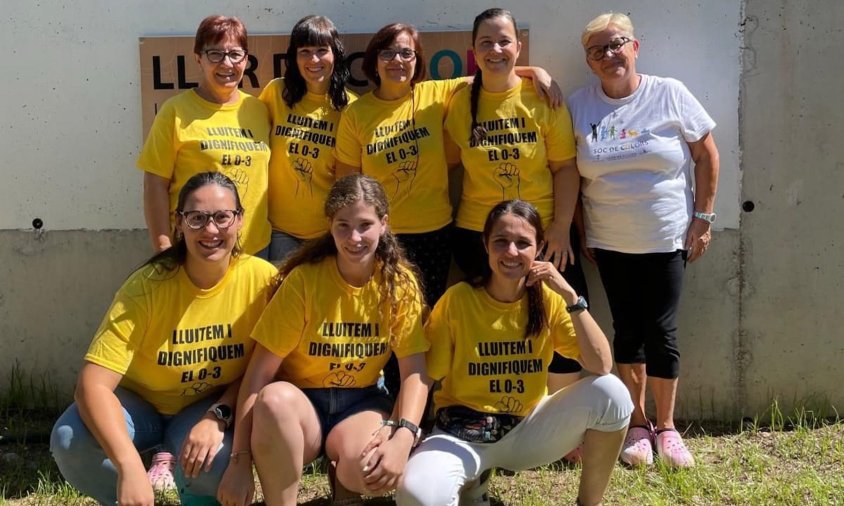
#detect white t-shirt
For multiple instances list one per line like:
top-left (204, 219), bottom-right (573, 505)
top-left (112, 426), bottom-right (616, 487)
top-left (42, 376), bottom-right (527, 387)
top-left (567, 74), bottom-right (716, 253)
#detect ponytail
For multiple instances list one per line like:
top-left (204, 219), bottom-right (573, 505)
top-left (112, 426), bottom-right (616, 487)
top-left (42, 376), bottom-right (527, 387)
top-left (469, 70), bottom-right (487, 145)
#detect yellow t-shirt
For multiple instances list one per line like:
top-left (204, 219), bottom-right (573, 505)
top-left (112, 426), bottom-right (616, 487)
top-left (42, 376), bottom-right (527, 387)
top-left (251, 257), bottom-right (428, 389)
top-left (137, 89), bottom-right (272, 254)
top-left (426, 282), bottom-right (580, 417)
top-left (259, 80), bottom-right (358, 239)
top-left (445, 78), bottom-right (577, 231)
top-left (335, 78), bottom-right (467, 233)
top-left (85, 256), bottom-right (277, 415)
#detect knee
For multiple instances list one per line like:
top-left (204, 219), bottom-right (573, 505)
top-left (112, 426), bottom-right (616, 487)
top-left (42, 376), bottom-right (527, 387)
top-left (394, 449), bottom-right (463, 506)
top-left (252, 382), bottom-right (304, 455)
top-left (395, 472), bottom-right (428, 506)
top-left (253, 382), bottom-right (301, 427)
top-left (50, 406), bottom-right (94, 462)
top-left (396, 468), bottom-right (457, 506)
top-left (587, 375), bottom-right (634, 430)
top-left (50, 421), bottom-right (72, 456)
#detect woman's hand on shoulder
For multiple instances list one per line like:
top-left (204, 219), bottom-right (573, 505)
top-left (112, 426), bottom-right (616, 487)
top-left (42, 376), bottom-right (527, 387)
top-left (528, 67), bottom-right (564, 108)
top-left (180, 414), bottom-right (226, 478)
top-left (542, 221), bottom-right (574, 271)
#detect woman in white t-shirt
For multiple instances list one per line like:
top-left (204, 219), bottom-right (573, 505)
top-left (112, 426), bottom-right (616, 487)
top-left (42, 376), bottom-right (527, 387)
top-left (567, 12), bottom-right (720, 468)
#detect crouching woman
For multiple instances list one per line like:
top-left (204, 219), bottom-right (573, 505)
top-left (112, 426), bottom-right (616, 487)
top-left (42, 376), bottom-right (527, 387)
top-left (50, 172), bottom-right (277, 506)
top-left (396, 200), bottom-right (632, 506)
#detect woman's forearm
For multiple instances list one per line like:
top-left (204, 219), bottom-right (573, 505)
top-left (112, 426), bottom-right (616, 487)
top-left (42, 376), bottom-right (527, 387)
top-left (689, 133), bottom-right (720, 213)
top-left (551, 159), bottom-right (580, 229)
top-left (75, 365), bottom-right (145, 474)
top-left (568, 311), bottom-right (613, 375)
top-left (395, 354), bottom-right (431, 426)
top-left (143, 172), bottom-right (173, 252)
top-left (229, 345), bottom-right (282, 457)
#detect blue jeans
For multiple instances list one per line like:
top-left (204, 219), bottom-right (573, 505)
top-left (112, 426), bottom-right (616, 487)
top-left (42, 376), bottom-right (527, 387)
top-left (269, 229), bottom-right (305, 263)
top-left (50, 388), bottom-right (230, 505)
top-left (302, 385), bottom-right (393, 447)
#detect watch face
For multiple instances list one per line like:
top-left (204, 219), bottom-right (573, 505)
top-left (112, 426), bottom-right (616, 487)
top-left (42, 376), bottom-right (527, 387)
top-left (215, 404), bottom-right (233, 420)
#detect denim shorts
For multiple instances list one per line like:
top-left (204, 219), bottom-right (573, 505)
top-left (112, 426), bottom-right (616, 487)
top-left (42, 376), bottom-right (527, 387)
top-left (302, 385), bottom-right (393, 444)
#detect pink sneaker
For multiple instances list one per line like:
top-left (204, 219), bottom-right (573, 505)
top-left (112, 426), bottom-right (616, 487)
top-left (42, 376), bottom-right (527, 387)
top-left (620, 425), bottom-right (654, 466)
top-left (655, 429), bottom-right (695, 468)
top-left (147, 451), bottom-right (176, 493)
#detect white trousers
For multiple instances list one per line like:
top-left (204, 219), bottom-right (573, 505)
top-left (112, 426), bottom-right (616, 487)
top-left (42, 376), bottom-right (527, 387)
top-left (396, 374), bottom-right (632, 506)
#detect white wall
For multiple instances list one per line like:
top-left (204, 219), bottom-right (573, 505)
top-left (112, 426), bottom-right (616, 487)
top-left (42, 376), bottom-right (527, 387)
top-left (1, 0), bottom-right (740, 230)
top-left (4, 0), bottom-right (781, 420)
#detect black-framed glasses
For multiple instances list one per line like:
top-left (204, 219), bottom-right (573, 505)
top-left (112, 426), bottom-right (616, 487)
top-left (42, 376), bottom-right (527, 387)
top-left (178, 210), bottom-right (241, 230)
top-left (586, 37), bottom-right (631, 61)
top-left (378, 48), bottom-right (417, 61)
top-left (203, 49), bottom-right (248, 64)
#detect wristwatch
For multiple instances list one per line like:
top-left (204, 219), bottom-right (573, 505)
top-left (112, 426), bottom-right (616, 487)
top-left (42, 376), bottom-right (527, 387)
top-left (397, 418), bottom-right (422, 447)
top-left (566, 295), bottom-right (589, 314)
top-left (693, 211), bottom-right (717, 224)
top-left (207, 403), bottom-right (233, 429)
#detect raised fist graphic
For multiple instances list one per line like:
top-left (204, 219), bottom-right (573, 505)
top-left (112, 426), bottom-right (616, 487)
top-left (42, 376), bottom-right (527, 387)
top-left (493, 163), bottom-right (520, 200)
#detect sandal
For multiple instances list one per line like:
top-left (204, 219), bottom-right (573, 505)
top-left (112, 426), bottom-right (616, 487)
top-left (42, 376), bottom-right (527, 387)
top-left (655, 428), bottom-right (695, 468)
top-left (147, 451), bottom-right (177, 493)
top-left (620, 424), bottom-right (654, 466)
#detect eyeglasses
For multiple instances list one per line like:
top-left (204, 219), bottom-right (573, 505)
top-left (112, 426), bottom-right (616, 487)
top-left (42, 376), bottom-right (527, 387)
top-left (178, 210), bottom-right (241, 230)
top-left (203, 49), bottom-right (248, 64)
top-left (586, 37), bottom-right (632, 61)
top-left (378, 48), bottom-right (417, 61)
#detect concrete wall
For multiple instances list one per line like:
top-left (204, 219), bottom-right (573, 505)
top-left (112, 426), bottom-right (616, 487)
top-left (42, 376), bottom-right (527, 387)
top-left (738, 0), bottom-right (844, 416)
top-left (5, 0), bottom-right (838, 421)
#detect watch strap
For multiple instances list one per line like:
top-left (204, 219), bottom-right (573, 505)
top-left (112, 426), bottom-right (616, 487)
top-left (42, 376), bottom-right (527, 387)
top-left (566, 295), bottom-right (588, 314)
top-left (397, 418), bottom-right (422, 446)
top-left (693, 211), bottom-right (716, 224)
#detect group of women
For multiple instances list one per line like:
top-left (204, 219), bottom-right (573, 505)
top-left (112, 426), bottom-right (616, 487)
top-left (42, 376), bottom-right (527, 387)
top-left (50, 7), bottom-right (719, 506)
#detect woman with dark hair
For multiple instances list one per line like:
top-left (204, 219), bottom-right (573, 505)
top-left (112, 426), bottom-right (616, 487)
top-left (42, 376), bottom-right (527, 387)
top-left (335, 22), bottom-right (561, 308)
top-left (218, 174), bottom-right (430, 506)
top-left (260, 15), bottom-right (356, 263)
top-left (568, 12), bottom-right (720, 468)
top-left (445, 8), bottom-right (586, 401)
top-left (50, 172), bottom-right (277, 506)
top-left (395, 200), bottom-right (631, 506)
top-left (139, 15), bottom-right (272, 258)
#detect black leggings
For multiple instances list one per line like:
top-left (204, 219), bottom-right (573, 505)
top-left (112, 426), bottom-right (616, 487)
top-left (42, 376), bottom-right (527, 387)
top-left (595, 249), bottom-right (686, 379)
top-left (383, 225), bottom-right (453, 397)
top-left (397, 224), bottom-right (453, 307)
top-left (452, 226), bottom-right (588, 374)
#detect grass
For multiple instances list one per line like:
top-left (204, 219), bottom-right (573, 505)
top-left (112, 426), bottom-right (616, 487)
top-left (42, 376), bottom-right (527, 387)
top-left (1, 416), bottom-right (841, 505)
top-left (1, 365), bottom-right (842, 505)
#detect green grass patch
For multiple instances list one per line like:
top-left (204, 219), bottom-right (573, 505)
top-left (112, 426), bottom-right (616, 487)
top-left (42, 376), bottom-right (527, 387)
top-left (1, 385), bottom-right (841, 505)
